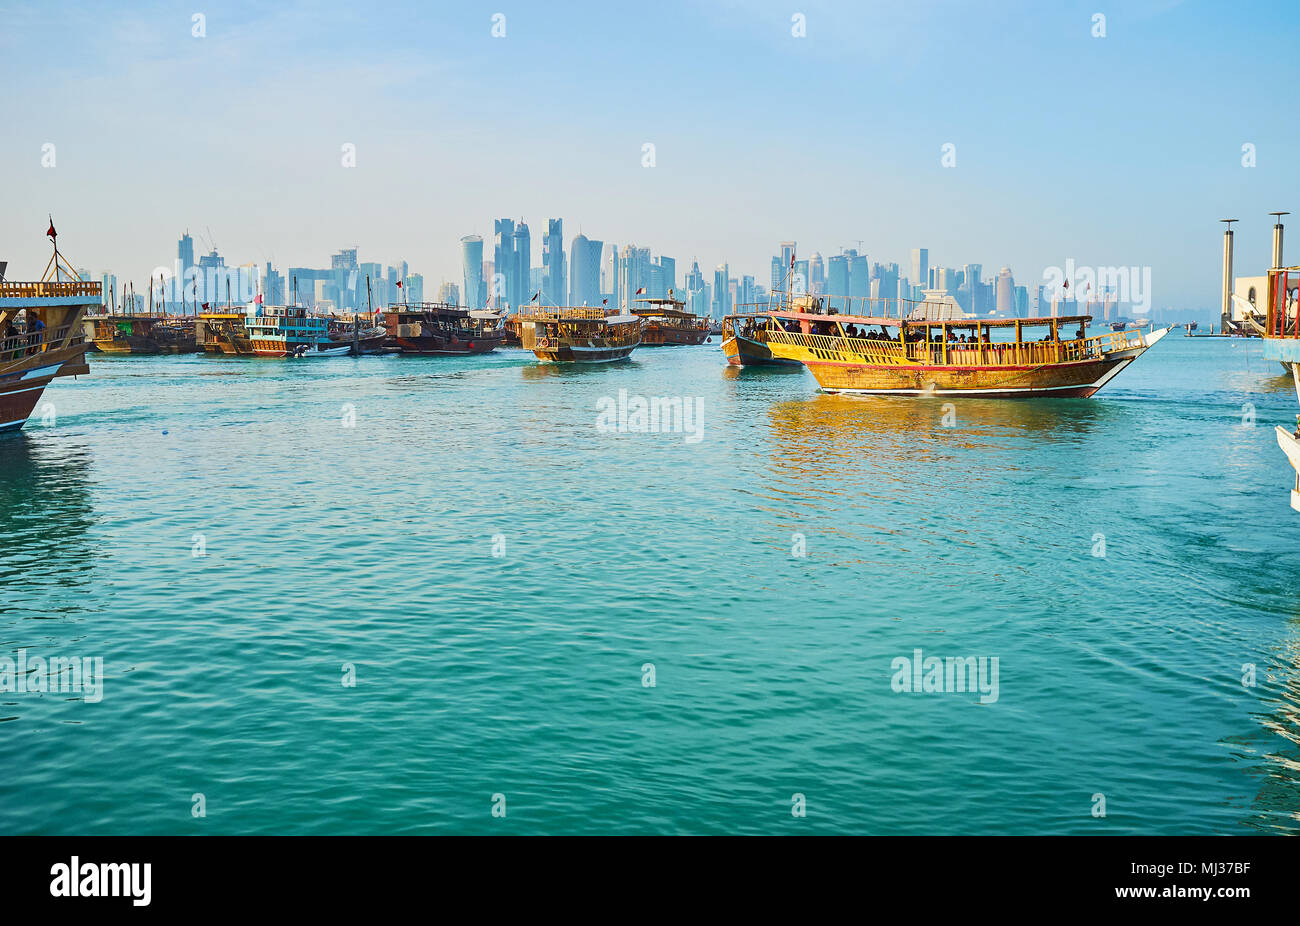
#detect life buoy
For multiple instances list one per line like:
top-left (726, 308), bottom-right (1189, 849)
top-left (539, 337), bottom-right (551, 348)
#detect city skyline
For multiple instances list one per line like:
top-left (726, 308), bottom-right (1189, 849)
top-left (5, 1), bottom-right (1298, 313)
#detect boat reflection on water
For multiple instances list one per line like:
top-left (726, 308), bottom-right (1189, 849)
top-left (0, 433), bottom-right (97, 622)
top-left (765, 392), bottom-right (1113, 471)
top-left (517, 358), bottom-right (641, 382)
top-left (1239, 617), bottom-right (1300, 833)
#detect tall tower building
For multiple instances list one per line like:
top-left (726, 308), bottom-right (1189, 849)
top-left (493, 219), bottom-right (515, 307)
top-left (827, 254), bottom-right (849, 302)
top-left (178, 232), bottom-right (195, 276)
top-left (996, 267), bottom-right (1016, 317)
top-left (542, 219), bottom-right (566, 307)
top-left (712, 263), bottom-right (730, 319)
top-left (808, 252), bottom-right (825, 294)
top-left (461, 235), bottom-right (485, 308)
top-left (911, 248), bottom-right (928, 296)
top-left (512, 220), bottom-right (531, 308)
top-left (569, 234), bottom-right (602, 306)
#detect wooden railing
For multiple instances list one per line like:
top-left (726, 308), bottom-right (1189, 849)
top-left (737, 295), bottom-right (951, 320)
top-left (2, 324), bottom-right (76, 364)
top-left (516, 306), bottom-right (612, 321)
top-left (0, 281), bottom-right (102, 299)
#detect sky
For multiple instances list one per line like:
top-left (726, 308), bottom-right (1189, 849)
top-left (2, 0), bottom-right (1298, 311)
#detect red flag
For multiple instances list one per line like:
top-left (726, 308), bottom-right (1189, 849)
top-left (396, 280), bottom-right (403, 289)
top-left (635, 287), bottom-right (646, 295)
top-left (602, 298), bottom-right (608, 305)
top-left (46, 219), bottom-right (56, 240)
top-left (530, 291), bottom-right (539, 302)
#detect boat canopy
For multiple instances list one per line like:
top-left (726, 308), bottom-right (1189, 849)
top-left (632, 296), bottom-right (686, 309)
top-left (469, 310), bottom-right (501, 320)
top-left (603, 313), bottom-right (640, 325)
top-left (765, 310), bottom-right (1094, 328)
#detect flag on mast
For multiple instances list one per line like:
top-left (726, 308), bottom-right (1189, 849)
top-left (46, 218), bottom-right (57, 240)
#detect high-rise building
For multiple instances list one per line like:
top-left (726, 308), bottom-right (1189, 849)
top-left (1014, 285), bottom-right (1029, 318)
top-left (686, 261), bottom-right (707, 316)
top-left (617, 246), bottom-right (650, 307)
top-left (178, 232), bottom-right (195, 279)
top-left (438, 280), bottom-right (458, 305)
top-left (332, 248), bottom-right (358, 271)
top-left (910, 249), bottom-right (928, 297)
top-left (739, 274), bottom-right (756, 308)
top-left (568, 234), bottom-right (602, 307)
top-left (827, 254), bottom-right (849, 302)
top-left (848, 251), bottom-right (869, 302)
top-left (493, 218), bottom-right (515, 308)
top-left (601, 243), bottom-right (618, 302)
top-left (712, 263), bottom-right (730, 319)
top-left (461, 235), bottom-right (484, 308)
top-left (779, 241), bottom-right (796, 274)
top-left (655, 256), bottom-right (676, 297)
top-left (512, 221), bottom-right (531, 308)
top-left (996, 267), bottom-right (1016, 316)
top-left (542, 219), bottom-right (565, 307)
top-left (808, 252), bottom-right (825, 294)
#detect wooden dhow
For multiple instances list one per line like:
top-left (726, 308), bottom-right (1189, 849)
top-left (628, 296), bottom-right (710, 345)
top-left (750, 294), bottom-right (1170, 397)
top-left (517, 306), bottom-right (641, 362)
top-left (382, 302), bottom-right (506, 355)
top-left (0, 225), bottom-right (98, 432)
top-left (721, 311), bottom-right (803, 367)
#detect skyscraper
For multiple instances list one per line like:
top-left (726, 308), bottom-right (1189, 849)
top-left (178, 232), bottom-right (195, 276)
top-left (996, 267), bottom-right (1016, 316)
top-left (512, 221), bottom-right (531, 308)
top-left (542, 219), bottom-right (565, 307)
top-left (686, 261), bottom-right (707, 316)
top-left (461, 235), bottom-right (484, 309)
top-left (808, 252), bottom-right (825, 294)
top-left (848, 251), bottom-right (869, 302)
top-left (911, 249), bottom-right (928, 297)
top-left (569, 234), bottom-right (602, 306)
top-left (617, 246), bottom-right (650, 307)
top-left (827, 254), bottom-right (849, 302)
top-left (655, 256), bottom-right (676, 297)
top-left (493, 219), bottom-right (515, 307)
top-left (712, 263), bottom-right (730, 319)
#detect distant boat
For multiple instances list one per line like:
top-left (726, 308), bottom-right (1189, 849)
top-left (87, 313), bottom-right (197, 354)
top-left (382, 303), bottom-right (506, 355)
top-left (288, 341), bottom-right (351, 358)
top-left (628, 296), bottom-right (710, 345)
top-left (518, 306), bottom-right (641, 362)
top-left (246, 305), bottom-right (342, 358)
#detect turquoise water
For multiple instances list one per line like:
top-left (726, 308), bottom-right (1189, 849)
top-left (2, 336), bottom-right (1299, 835)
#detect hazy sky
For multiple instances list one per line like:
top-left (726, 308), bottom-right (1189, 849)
top-left (3, 0), bottom-right (1297, 309)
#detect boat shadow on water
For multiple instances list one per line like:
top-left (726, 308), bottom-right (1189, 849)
top-left (517, 358), bottom-right (642, 381)
top-left (765, 393), bottom-right (1124, 466)
top-left (0, 433), bottom-right (97, 600)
